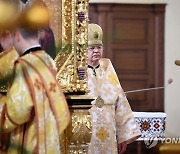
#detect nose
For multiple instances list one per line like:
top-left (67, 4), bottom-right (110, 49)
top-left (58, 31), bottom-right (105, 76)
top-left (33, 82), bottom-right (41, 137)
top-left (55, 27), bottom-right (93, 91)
top-left (93, 49), bottom-right (98, 53)
top-left (93, 47), bottom-right (100, 53)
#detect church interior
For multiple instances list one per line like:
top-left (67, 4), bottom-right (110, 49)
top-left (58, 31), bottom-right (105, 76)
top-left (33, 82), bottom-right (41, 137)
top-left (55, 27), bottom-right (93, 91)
top-left (0, 0), bottom-right (180, 154)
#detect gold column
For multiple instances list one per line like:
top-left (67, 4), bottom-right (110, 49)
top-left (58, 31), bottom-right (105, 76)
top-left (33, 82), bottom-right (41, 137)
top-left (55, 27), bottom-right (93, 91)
top-left (54, 0), bottom-right (93, 153)
top-left (63, 95), bottom-right (94, 153)
top-left (55, 0), bottom-right (89, 94)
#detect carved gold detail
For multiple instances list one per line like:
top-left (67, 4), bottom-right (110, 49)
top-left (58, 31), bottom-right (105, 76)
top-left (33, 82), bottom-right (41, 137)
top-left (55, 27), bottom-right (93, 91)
top-left (61, 107), bottom-right (92, 154)
top-left (70, 110), bottom-right (91, 144)
top-left (66, 95), bottom-right (96, 100)
top-left (60, 95), bottom-right (94, 154)
top-left (55, 0), bottom-right (89, 94)
top-left (0, 85), bottom-right (7, 93)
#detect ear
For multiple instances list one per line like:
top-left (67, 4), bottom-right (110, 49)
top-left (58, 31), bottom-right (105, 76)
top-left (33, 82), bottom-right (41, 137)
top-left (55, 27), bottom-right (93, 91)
top-left (14, 31), bottom-right (21, 42)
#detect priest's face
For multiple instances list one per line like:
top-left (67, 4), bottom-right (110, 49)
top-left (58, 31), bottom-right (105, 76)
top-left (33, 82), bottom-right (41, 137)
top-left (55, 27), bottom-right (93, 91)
top-left (88, 45), bottom-right (103, 66)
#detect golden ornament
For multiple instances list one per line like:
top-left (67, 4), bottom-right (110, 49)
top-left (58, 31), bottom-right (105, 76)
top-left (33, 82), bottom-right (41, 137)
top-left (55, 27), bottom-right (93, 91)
top-left (95, 96), bottom-right (104, 108)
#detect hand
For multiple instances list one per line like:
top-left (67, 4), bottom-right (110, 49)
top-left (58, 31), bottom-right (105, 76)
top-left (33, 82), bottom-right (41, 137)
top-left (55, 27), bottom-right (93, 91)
top-left (118, 141), bottom-right (127, 154)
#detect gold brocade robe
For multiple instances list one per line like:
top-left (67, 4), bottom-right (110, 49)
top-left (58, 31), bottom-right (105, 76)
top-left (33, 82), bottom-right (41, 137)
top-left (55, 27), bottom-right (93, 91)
top-left (0, 48), bottom-right (19, 92)
top-left (0, 51), bottom-right (70, 154)
top-left (87, 58), bottom-right (141, 154)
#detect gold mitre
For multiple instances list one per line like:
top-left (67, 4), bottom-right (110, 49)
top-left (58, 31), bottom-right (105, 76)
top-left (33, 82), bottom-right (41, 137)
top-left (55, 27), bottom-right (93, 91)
top-left (88, 23), bottom-right (103, 46)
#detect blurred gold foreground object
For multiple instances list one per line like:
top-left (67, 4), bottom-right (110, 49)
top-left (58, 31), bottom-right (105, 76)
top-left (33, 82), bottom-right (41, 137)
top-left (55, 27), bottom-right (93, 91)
top-left (155, 143), bottom-right (180, 154)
